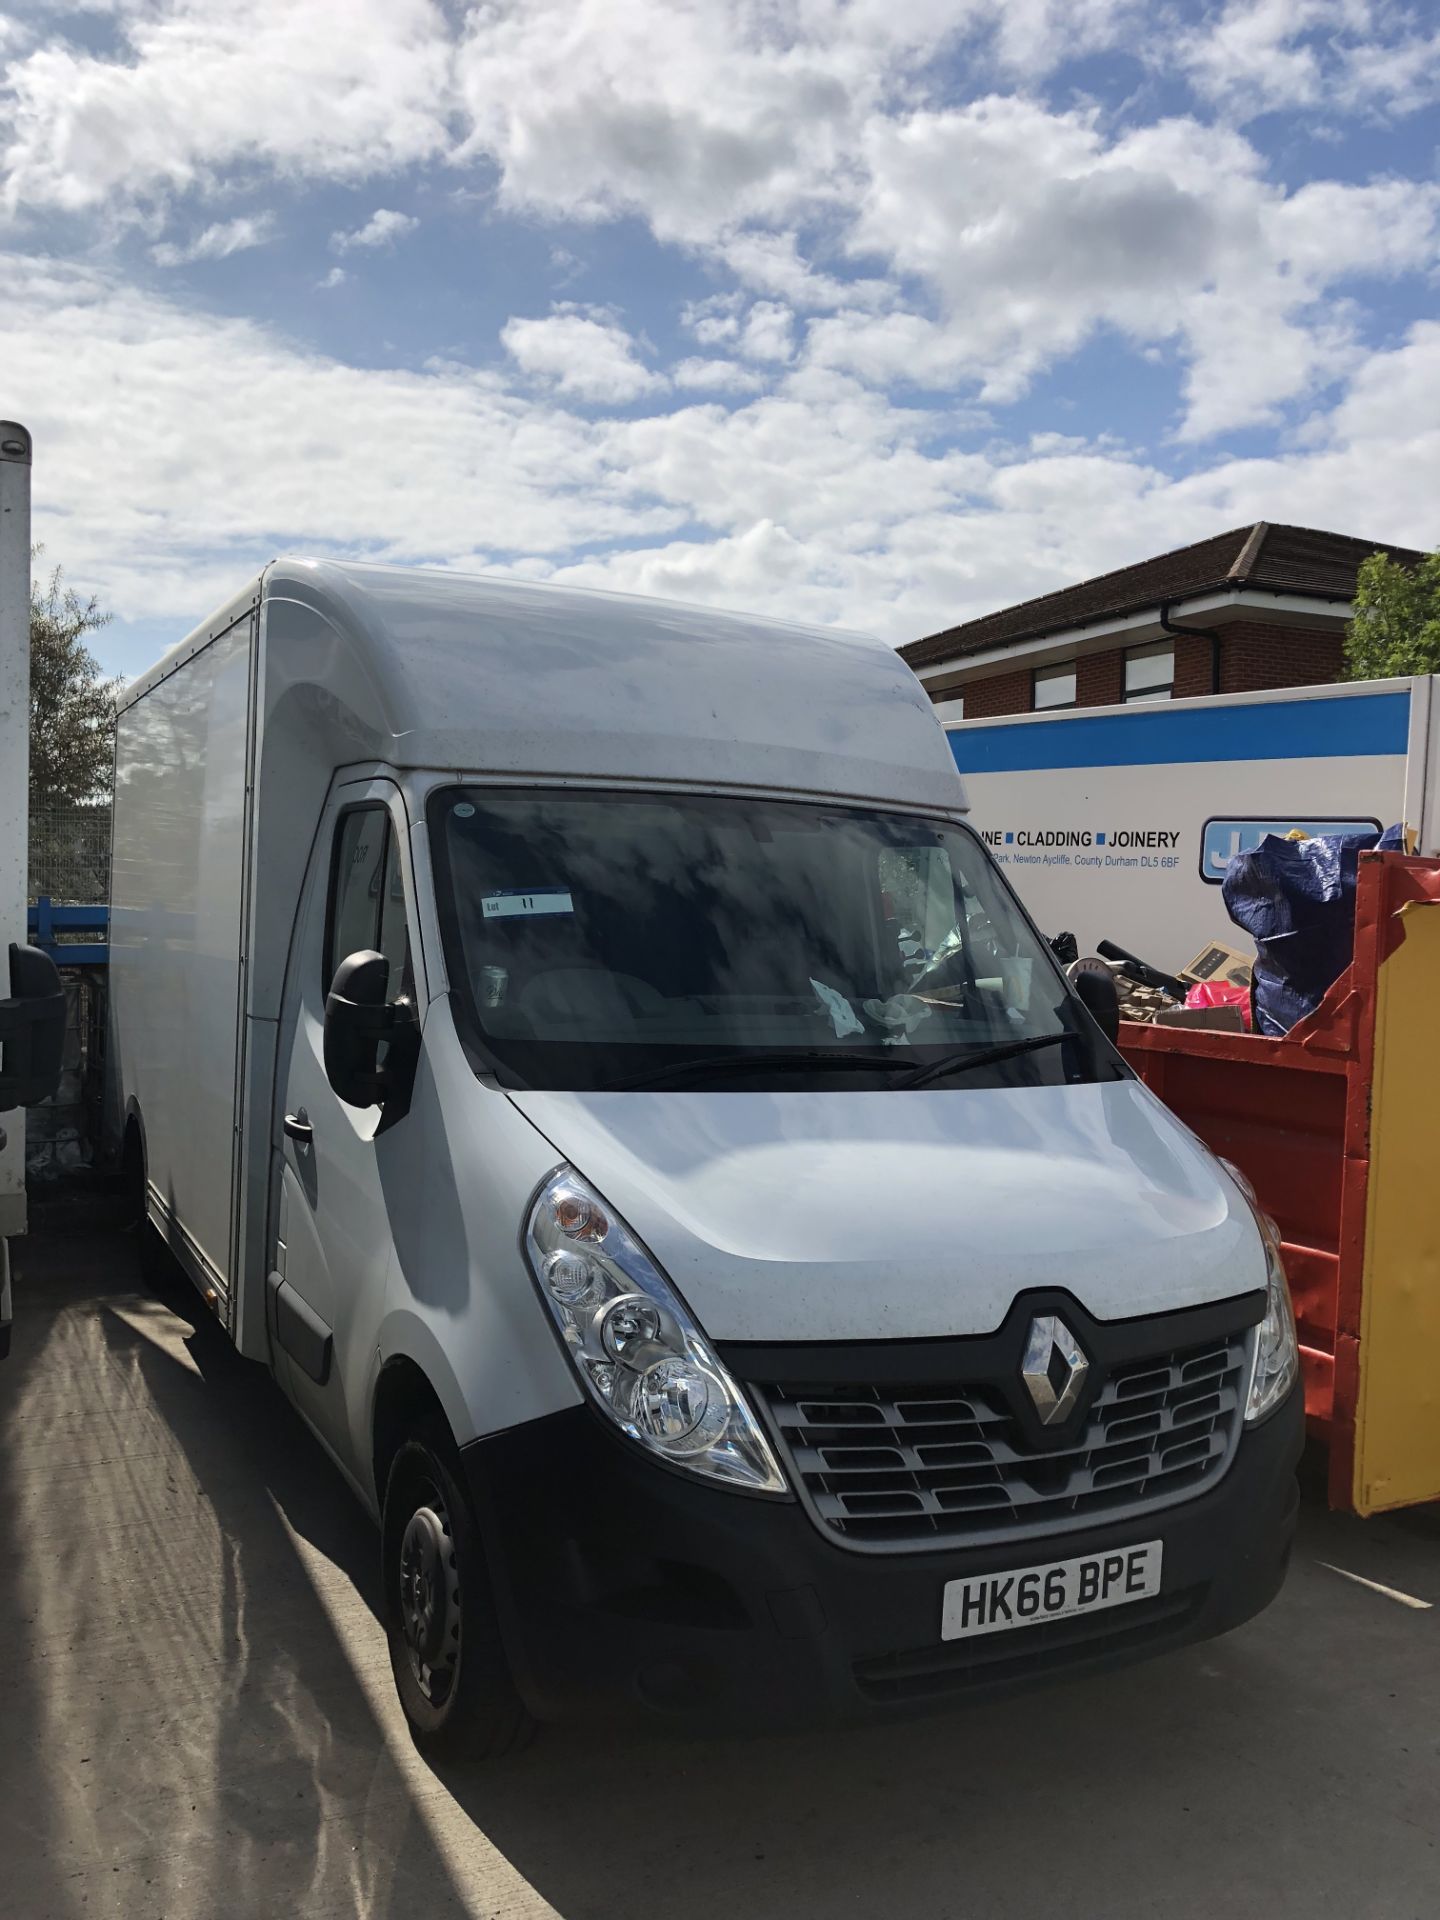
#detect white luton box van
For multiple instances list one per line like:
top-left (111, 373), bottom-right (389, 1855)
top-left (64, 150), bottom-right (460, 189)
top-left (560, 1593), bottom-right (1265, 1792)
top-left (109, 560), bottom-right (1302, 1755)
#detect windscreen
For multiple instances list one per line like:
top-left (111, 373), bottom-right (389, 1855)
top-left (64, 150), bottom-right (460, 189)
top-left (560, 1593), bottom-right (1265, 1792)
top-left (429, 788), bottom-right (1113, 1092)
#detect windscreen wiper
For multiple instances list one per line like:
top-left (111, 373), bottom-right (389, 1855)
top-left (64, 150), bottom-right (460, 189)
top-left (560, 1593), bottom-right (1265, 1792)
top-left (901, 1032), bottom-right (1069, 1091)
top-left (600, 1049), bottom-right (916, 1091)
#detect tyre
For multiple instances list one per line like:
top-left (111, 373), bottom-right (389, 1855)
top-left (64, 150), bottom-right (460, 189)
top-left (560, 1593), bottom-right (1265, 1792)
top-left (382, 1426), bottom-right (534, 1762)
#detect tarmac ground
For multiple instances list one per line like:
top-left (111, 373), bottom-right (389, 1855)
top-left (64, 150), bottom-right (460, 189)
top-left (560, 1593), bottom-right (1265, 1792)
top-left (2, 1210), bottom-right (1437, 1920)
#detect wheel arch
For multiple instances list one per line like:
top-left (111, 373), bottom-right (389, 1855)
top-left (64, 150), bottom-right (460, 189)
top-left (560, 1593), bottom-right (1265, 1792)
top-left (121, 1100), bottom-right (149, 1215)
top-left (370, 1338), bottom-right (467, 1512)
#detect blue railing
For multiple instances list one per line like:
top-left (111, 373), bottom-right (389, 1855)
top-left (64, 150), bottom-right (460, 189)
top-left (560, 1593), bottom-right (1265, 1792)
top-left (27, 897), bottom-right (109, 965)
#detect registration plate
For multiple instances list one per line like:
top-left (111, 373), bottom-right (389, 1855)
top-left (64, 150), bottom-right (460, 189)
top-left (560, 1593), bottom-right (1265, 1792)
top-left (941, 1540), bottom-right (1163, 1641)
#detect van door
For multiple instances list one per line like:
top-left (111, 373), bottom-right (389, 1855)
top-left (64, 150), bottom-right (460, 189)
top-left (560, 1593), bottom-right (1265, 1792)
top-left (270, 779), bottom-right (421, 1482)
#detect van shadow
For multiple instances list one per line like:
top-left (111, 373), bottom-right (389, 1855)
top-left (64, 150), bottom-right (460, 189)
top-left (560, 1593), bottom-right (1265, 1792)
top-left (0, 1221), bottom-right (479, 1920)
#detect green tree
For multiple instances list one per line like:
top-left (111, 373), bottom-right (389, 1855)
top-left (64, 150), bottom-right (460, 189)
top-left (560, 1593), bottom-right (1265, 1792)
top-left (1344, 545), bottom-right (1440, 681)
top-left (29, 552), bottom-right (120, 807)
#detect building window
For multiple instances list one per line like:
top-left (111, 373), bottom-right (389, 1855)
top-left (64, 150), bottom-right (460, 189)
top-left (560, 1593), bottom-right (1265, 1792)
top-left (1124, 641), bottom-right (1174, 703)
top-left (931, 694), bottom-right (965, 722)
top-left (1033, 662), bottom-right (1077, 711)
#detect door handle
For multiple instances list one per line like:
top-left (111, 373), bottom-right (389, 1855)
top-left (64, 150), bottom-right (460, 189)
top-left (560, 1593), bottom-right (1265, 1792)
top-left (284, 1110), bottom-right (314, 1148)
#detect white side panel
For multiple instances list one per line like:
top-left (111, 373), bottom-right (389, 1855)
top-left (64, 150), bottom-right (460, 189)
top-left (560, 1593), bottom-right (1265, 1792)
top-left (1410, 676), bottom-right (1439, 856)
top-left (110, 616), bottom-right (256, 1298)
top-left (0, 427), bottom-right (31, 1238)
top-left (949, 682), bottom-right (1417, 968)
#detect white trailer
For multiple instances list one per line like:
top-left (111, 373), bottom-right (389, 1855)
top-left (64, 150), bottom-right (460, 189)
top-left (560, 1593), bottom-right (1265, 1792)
top-left (0, 425), bottom-right (32, 1250)
top-left (947, 677), bottom-right (1439, 967)
top-left (0, 424), bottom-right (67, 1358)
top-left (0, 424), bottom-right (26, 1360)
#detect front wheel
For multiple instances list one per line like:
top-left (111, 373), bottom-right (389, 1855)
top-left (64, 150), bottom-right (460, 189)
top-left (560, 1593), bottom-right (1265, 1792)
top-left (381, 1429), bottom-right (533, 1762)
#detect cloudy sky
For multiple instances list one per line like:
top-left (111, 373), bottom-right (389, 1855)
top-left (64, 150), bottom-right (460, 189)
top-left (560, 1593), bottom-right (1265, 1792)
top-left (3, 0), bottom-right (1438, 681)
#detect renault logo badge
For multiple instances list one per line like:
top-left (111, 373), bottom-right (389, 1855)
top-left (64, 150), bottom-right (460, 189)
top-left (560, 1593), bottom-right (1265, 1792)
top-left (1021, 1315), bottom-right (1090, 1425)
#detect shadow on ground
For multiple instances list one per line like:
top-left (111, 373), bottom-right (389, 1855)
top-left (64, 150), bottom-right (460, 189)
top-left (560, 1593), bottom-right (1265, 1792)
top-left (0, 1216), bottom-right (487, 1919)
top-left (2, 1214), bottom-right (1437, 1920)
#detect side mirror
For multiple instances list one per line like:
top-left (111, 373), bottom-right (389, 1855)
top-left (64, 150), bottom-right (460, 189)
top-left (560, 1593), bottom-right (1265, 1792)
top-left (0, 943), bottom-right (66, 1113)
top-left (1070, 961), bottom-right (1121, 1047)
top-left (323, 950), bottom-right (394, 1108)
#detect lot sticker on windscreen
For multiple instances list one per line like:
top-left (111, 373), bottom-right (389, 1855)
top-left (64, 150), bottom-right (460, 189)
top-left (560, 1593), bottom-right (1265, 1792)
top-left (481, 889), bottom-right (574, 919)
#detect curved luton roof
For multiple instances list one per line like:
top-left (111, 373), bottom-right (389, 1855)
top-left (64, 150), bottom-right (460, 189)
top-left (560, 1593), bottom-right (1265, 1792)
top-left (125, 558), bottom-right (964, 812)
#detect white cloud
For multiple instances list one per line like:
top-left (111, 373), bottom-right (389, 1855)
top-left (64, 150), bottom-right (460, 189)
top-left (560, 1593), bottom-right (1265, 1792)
top-left (738, 301), bottom-right (795, 363)
top-left (1177, 0), bottom-right (1328, 117)
top-left (4, 1), bottom-right (1435, 452)
top-left (449, 0), bottom-right (1142, 246)
top-left (502, 305), bottom-right (665, 404)
top-left (317, 265), bottom-right (347, 289)
top-left (4, 252), bottom-right (682, 620)
top-left (1, 0), bottom-right (454, 214)
top-left (1173, 175), bottom-right (1440, 438)
top-left (717, 229), bottom-right (892, 310)
top-left (683, 292), bottom-right (743, 348)
top-left (596, 365), bottom-right (991, 558)
top-left (4, 2), bottom-right (1439, 665)
top-left (6, 249), bottom-right (1439, 666)
top-left (1177, 0), bottom-right (1440, 121)
top-left (560, 327), bottom-right (1440, 632)
top-left (548, 244), bottom-right (585, 287)
top-left (815, 99), bottom-right (1440, 436)
top-left (545, 517), bottom-right (822, 609)
top-left (807, 311), bottom-right (971, 392)
top-left (0, 1), bottom-right (1148, 242)
top-left (1340, 24), bottom-right (1440, 115)
top-left (451, 1), bottom-right (880, 245)
top-left (330, 207), bottom-right (418, 252)
top-left (0, 14), bottom-right (35, 56)
top-left (150, 210), bottom-right (276, 265)
top-left (682, 292), bottom-right (800, 365)
top-left (671, 357), bottom-right (767, 393)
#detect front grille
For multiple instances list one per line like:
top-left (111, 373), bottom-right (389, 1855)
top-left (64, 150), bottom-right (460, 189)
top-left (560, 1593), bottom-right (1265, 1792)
top-left (760, 1333), bottom-right (1250, 1552)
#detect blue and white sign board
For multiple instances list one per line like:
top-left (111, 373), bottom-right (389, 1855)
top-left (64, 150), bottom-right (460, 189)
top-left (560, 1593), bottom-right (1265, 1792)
top-left (948, 678), bottom-right (1438, 969)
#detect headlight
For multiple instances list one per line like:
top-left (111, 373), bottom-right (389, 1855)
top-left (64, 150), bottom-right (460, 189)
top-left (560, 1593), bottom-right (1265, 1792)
top-left (524, 1167), bottom-right (787, 1494)
top-left (1221, 1159), bottom-right (1300, 1424)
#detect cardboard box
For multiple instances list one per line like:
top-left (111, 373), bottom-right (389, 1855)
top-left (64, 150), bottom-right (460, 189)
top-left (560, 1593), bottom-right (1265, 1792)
top-left (1180, 939), bottom-right (1253, 990)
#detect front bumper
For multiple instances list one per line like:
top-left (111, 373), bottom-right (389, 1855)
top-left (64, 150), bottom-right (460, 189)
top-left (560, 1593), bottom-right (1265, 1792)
top-left (461, 1379), bottom-right (1304, 1730)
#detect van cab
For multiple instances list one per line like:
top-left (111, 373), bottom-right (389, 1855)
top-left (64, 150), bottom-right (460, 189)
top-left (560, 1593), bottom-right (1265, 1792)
top-left (108, 560), bottom-right (1303, 1755)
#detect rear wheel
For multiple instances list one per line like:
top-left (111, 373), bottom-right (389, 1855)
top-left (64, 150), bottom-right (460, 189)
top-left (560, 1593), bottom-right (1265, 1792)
top-left (382, 1427), bottom-right (533, 1762)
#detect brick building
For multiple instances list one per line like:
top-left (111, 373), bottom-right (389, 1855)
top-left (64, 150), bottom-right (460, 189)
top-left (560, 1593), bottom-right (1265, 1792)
top-left (900, 523), bottom-right (1426, 721)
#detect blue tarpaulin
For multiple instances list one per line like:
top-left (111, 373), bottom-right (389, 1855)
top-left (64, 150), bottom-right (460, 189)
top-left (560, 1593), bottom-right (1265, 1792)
top-left (1222, 826), bottom-right (1405, 1036)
